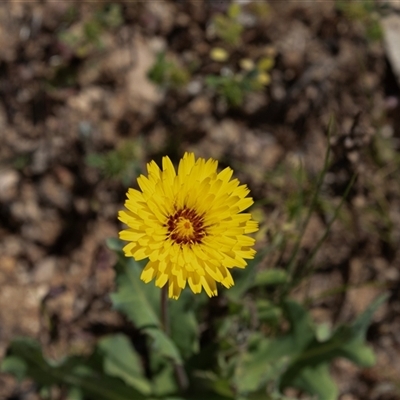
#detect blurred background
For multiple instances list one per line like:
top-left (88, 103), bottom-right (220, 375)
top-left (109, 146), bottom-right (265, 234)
top-left (1, 0), bottom-right (400, 399)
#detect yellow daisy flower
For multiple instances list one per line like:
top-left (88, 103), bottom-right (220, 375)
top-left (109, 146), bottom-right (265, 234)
top-left (118, 152), bottom-right (258, 299)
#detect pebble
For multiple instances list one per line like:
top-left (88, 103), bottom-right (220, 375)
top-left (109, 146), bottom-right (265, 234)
top-left (0, 169), bottom-right (19, 202)
top-left (33, 257), bottom-right (56, 283)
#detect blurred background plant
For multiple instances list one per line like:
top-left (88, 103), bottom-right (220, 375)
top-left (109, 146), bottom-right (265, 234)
top-left (147, 52), bottom-right (190, 89)
top-left (85, 140), bottom-right (142, 186)
top-left (336, 0), bottom-right (383, 41)
top-left (58, 4), bottom-right (123, 57)
top-left (146, 2), bottom-right (274, 107)
top-left (205, 54), bottom-right (274, 107)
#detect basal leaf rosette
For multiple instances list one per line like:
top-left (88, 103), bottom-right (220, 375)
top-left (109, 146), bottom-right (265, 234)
top-left (118, 152), bottom-right (258, 299)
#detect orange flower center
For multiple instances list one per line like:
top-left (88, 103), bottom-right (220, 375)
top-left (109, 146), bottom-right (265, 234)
top-left (167, 208), bottom-right (205, 244)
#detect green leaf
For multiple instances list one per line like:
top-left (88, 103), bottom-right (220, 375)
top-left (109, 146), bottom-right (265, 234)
top-left (283, 300), bottom-right (315, 350)
top-left (67, 387), bottom-right (84, 400)
top-left (110, 256), bottom-right (183, 365)
top-left (144, 327), bottom-right (183, 362)
top-left (205, 75), bottom-right (223, 88)
top-left (111, 257), bottom-right (161, 329)
top-left (288, 363), bottom-right (338, 400)
top-left (315, 323), bottom-right (332, 343)
top-left (1, 356), bottom-right (27, 382)
top-left (253, 269), bottom-right (288, 287)
top-left (106, 237), bottom-right (124, 252)
top-left (279, 295), bottom-right (388, 397)
top-left (234, 334), bottom-right (284, 393)
top-left (235, 334), bottom-right (289, 393)
top-left (188, 371), bottom-right (235, 399)
top-left (228, 3), bottom-right (241, 19)
top-left (98, 334), bottom-right (151, 395)
top-left (255, 300), bottom-right (282, 323)
top-left (150, 357), bottom-right (179, 397)
top-left (351, 293), bottom-right (388, 338)
top-left (1, 337), bottom-right (147, 400)
top-left (257, 57), bottom-right (274, 72)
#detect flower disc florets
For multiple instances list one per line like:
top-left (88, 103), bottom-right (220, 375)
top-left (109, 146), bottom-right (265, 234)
top-left (118, 152), bottom-right (258, 299)
top-left (167, 208), bottom-right (205, 244)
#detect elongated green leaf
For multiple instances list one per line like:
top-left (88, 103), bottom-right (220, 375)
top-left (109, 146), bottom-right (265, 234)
top-left (144, 327), bottom-right (182, 362)
top-left (256, 300), bottom-right (282, 323)
top-left (288, 363), bottom-right (338, 400)
top-left (234, 296), bottom-right (385, 398)
top-left (235, 334), bottom-right (289, 393)
top-left (1, 337), bottom-right (146, 400)
top-left (150, 356), bottom-right (179, 397)
top-left (283, 300), bottom-right (315, 350)
top-left (111, 257), bottom-right (160, 328)
top-left (1, 356), bottom-right (27, 382)
top-left (280, 295), bottom-right (387, 397)
top-left (232, 301), bottom-right (315, 394)
top-left (98, 334), bottom-right (151, 395)
top-left (253, 269), bottom-right (288, 287)
top-left (351, 293), bottom-right (388, 338)
top-left (110, 255), bottom-right (183, 365)
top-left (188, 371), bottom-right (235, 399)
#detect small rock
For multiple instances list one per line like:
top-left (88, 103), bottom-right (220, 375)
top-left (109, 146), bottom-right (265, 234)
top-left (0, 169), bottom-right (19, 202)
top-left (22, 210), bottom-right (62, 246)
top-left (187, 79), bottom-right (202, 95)
top-left (0, 256), bottom-right (16, 284)
top-left (11, 182), bottom-right (39, 218)
top-left (188, 96), bottom-right (211, 115)
top-left (25, 242), bottom-right (45, 264)
top-left (146, 1), bottom-right (175, 34)
top-left (33, 257), bottom-right (57, 283)
top-left (209, 119), bottom-right (241, 145)
top-left (127, 34), bottom-right (163, 116)
top-left (54, 165), bottom-right (74, 189)
top-left (39, 175), bottom-right (71, 210)
top-left (46, 289), bottom-right (76, 323)
top-left (31, 141), bottom-right (50, 175)
top-left (148, 125), bottom-right (168, 153)
top-left (347, 286), bottom-right (386, 320)
top-left (67, 86), bottom-right (106, 114)
top-left (0, 235), bottom-right (23, 257)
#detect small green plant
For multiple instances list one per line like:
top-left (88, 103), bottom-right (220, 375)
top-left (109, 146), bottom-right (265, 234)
top-left (206, 55), bottom-right (274, 107)
top-left (336, 0), bottom-right (382, 41)
top-left (148, 52), bottom-right (190, 89)
top-left (210, 2), bottom-right (271, 47)
top-left (58, 3), bottom-right (123, 57)
top-left (86, 140), bottom-right (141, 186)
top-left (146, 2), bottom-right (274, 107)
top-left (211, 3), bottom-right (244, 47)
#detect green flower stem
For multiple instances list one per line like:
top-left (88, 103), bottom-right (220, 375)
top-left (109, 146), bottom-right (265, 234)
top-left (160, 285), bottom-right (189, 392)
top-left (161, 285), bottom-right (169, 335)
